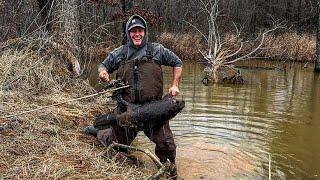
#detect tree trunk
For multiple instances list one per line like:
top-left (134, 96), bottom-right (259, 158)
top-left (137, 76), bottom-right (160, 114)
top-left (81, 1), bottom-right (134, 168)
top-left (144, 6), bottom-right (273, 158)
top-left (52, 0), bottom-right (80, 49)
top-left (37, 0), bottom-right (54, 31)
top-left (120, 0), bottom-right (133, 45)
top-left (315, 1), bottom-right (320, 72)
top-left (51, 0), bottom-right (81, 75)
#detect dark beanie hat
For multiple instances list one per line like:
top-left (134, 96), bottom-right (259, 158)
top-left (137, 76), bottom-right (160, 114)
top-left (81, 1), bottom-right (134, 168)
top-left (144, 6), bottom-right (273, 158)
top-left (128, 17), bottom-right (146, 31)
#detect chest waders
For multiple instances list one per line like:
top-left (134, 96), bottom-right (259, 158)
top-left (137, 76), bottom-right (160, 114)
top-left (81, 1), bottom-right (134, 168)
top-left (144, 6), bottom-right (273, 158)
top-left (97, 43), bottom-right (177, 167)
top-left (116, 43), bottom-right (163, 104)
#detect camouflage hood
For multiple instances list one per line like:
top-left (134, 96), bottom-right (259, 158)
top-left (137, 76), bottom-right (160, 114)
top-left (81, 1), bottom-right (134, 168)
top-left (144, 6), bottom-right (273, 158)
top-left (125, 14), bottom-right (148, 49)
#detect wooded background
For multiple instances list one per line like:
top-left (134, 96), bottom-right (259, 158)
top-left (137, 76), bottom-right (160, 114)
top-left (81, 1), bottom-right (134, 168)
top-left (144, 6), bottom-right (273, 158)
top-left (0, 0), bottom-right (316, 41)
top-left (0, 0), bottom-right (317, 65)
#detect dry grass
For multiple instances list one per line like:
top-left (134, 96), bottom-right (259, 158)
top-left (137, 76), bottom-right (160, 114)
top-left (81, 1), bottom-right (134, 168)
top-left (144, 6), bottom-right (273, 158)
top-left (158, 32), bottom-right (315, 63)
top-left (219, 32), bottom-right (316, 62)
top-left (157, 32), bottom-right (205, 61)
top-left (262, 32), bottom-right (315, 62)
top-left (0, 38), bottom-right (151, 179)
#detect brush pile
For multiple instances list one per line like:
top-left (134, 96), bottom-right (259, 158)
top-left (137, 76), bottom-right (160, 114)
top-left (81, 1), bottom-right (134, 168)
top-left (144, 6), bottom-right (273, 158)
top-left (0, 38), bottom-right (151, 179)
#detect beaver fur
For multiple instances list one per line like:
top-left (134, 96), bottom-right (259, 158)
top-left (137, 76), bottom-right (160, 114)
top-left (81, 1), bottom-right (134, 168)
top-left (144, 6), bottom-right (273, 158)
top-left (94, 94), bottom-right (185, 129)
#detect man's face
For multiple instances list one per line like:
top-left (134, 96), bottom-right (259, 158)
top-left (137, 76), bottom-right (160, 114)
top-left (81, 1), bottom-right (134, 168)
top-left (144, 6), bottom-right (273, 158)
top-left (129, 27), bottom-right (145, 46)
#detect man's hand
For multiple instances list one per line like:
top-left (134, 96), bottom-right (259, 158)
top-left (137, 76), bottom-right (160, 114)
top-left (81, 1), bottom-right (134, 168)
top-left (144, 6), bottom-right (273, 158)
top-left (169, 85), bottom-right (180, 96)
top-left (169, 67), bottom-right (182, 96)
top-left (99, 69), bottom-right (110, 82)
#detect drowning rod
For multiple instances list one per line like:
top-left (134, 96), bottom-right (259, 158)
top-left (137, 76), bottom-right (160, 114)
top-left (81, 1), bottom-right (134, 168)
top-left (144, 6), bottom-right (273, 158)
top-left (1, 85), bottom-right (130, 119)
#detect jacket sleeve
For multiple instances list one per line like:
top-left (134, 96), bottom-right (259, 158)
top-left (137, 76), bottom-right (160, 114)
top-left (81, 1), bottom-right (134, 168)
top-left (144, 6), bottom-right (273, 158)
top-left (158, 44), bottom-right (183, 67)
top-left (99, 46), bottom-right (123, 74)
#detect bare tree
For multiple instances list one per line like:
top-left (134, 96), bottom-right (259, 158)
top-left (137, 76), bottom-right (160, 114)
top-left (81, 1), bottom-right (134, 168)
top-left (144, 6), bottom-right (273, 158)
top-left (187, 0), bottom-right (284, 84)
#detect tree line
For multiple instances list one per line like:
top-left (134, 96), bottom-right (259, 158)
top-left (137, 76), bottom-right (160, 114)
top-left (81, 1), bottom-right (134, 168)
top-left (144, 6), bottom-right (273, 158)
top-left (0, 0), bottom-right (319, 70)
top-left (0, 0), bottom-right (317, 42)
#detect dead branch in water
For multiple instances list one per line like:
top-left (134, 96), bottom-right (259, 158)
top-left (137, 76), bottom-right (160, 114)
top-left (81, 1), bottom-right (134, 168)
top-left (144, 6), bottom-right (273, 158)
top-left (187, 0), bottom-right (285, 84)
top-left (102, 142), bottom-right (171, 180)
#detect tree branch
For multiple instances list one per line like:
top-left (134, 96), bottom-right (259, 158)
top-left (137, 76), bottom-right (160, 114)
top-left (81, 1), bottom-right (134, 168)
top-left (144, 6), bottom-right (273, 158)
top-left (183, 20), bottom-right (208, 43)
top-left (225, 22), bottom-right (285, 64)
top-left (103, 142), bottom-right (172, 180)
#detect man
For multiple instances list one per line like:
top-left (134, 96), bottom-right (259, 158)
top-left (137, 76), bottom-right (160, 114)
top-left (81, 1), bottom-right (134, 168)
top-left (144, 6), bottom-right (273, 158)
top-left (89, 14), bottom-right (182, 177)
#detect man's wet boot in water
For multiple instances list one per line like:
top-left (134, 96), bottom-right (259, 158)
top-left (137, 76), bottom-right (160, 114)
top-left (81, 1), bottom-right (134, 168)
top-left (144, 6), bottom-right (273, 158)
top-left (163, 161), bottom-right (178, 179)
top-left (169, 163), bottom-right (178, 179)
top-left (83, 125), bottom-right (98, 137)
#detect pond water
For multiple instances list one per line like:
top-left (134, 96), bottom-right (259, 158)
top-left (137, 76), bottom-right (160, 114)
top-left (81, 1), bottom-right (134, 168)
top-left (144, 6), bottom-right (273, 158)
top-left (90, 61), bottom-right (320, 179)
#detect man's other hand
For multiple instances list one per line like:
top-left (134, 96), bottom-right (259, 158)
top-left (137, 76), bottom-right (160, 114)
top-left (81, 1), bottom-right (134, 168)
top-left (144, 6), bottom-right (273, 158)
top-left (99, 70), bottom-right (110, 82)
top-left (169, 85), bottom-right (180, 96)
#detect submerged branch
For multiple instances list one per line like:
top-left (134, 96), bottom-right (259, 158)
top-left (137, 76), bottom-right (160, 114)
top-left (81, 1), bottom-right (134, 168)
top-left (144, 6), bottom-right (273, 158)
top-left (103, 142), bottom-right (171, 180)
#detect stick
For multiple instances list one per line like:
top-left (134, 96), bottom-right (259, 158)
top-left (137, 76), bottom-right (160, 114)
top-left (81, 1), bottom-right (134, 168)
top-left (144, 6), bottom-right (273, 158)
top-left (105, 142), bottom-right (164, 168)
top-left (148, 165), bottom-right (169, 180)
top-left (103, 142), bottom-right (170, 180)
top-left (1, 85), bottom-right (130, 119)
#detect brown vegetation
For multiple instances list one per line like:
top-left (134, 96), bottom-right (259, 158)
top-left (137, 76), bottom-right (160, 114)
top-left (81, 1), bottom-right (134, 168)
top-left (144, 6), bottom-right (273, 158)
top-left (262, 32), bottom-right (315, 62)
top-left (112, 6), bottom-right (162, 26)
top-left (157, 32), bottom-right (204, 61)
top-left (0, 40), bottom-right (152, 179)
top-left (159, 32), bottom-right (315, 63)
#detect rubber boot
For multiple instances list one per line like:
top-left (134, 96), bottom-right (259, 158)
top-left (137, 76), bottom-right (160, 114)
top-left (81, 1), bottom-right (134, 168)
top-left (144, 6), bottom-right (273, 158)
top-left (169, 163), bottom-right (178, 180)
top-left (163, 161), bottom-right (178, 180)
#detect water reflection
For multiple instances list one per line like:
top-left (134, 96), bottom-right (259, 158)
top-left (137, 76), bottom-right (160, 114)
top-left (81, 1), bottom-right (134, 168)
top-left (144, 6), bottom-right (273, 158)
top-left (158, 62), bottom-right (319, 179)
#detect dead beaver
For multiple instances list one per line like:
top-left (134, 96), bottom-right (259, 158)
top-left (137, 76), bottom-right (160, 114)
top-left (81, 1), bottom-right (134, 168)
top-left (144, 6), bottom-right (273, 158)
top-left (94, 94), bottom-right (185, 129)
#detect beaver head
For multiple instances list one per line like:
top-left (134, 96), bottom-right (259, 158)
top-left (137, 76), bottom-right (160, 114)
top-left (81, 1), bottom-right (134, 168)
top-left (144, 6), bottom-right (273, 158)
top-left (162, 93), bottom-right (185, 118)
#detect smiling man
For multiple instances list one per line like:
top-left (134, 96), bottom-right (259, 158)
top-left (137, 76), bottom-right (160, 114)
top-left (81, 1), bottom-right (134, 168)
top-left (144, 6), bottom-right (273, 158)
top-left (89, 14), bottom-right (182, 178)
top-left (128, 19), bottom-right (145, 46)
top-left (98, 15), bottom-right (182, 97)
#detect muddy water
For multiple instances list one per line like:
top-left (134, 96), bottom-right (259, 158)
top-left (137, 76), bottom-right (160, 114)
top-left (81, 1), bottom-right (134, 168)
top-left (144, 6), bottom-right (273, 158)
top-left (90, 61), bottom-right (320, 179)
top-left (132, 62), bottom-right (320, 179)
